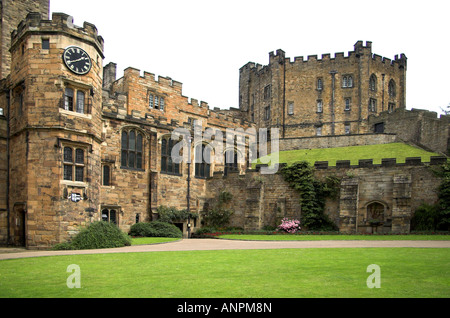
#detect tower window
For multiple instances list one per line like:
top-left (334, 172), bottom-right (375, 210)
top-left (345, 98), bottom-right (351, 111)
top-left (62, 87), bottom-right (91, 114)
top-left (264, 85), bottom-right (272, 99)
top-left (369, 98), bottom-right (377, 112)
top-left (288, 102), bottom-right (294, 115)
top-left (42, 38), bottom-right (50, 50)
top-left (63, 146), bottom-right (85, 182)
top-left (388, 80), bottom-right (396, 97)
top-left (369, 74), bottom-right (377, 91)
top-left (264, 105), bottom-right (271, 120)
top-left (317, 78), bottom-right (323, 90)
top-left (342, 75), bottom-right (353, 88)
top-left (317, 100), bottom-right (323, 113)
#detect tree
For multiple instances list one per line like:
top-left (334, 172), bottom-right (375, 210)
top-left (441, 102), bottom-right (450, 115)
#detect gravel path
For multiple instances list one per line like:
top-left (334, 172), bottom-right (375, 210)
top-left (1, 238), bottom-right (449, 260)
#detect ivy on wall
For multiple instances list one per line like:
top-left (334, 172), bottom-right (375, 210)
top-left (280, 161), bottom-right (339, 231)
top-left (415, 162), bottom-right (450, 231)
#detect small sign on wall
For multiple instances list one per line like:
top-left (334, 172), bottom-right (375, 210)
top-left (68, 193), bottom-right (83, 202)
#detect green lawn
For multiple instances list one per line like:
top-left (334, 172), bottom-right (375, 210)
top-left (0, 248), bottom-right (449, 298)
top-left (255, 142), bottom-right (440, 167)
top-left (217, 234), bottom-right (450, 241)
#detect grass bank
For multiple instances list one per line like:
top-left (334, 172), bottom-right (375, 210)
top-left (255, 142), bottom-right (440, 167)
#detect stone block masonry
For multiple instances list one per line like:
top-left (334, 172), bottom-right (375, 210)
top-left (207, 157), bottom-right (445, 233)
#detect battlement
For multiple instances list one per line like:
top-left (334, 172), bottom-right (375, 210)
top-left (10, 12), bottom-right (104, 56)
top-left (229, 156), bottom-right (448, 177)
top-left (240, 41), bottom-right (407, 74)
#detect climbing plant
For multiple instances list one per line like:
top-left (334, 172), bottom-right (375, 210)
top-left (280, 161), bottom-right (339, 231)
top-left (201, 191), bottom-right (234, 228)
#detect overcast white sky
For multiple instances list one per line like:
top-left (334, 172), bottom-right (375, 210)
top-left (50, 0), bottom-right (449, 114)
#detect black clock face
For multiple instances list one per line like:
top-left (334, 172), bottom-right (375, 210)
top-left (63, 46), bottom-right (92, 75)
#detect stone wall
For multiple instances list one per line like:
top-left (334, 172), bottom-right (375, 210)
top-left (368, 108), bottom-right (450, 154)
top-left (206, 156), bottom-right (446, 233)
top-left (280, 133), bottom-right (397, 151)
top-left (0, 0), bottom-right (49, 78)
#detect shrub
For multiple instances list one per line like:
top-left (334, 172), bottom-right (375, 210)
top-left (129, 221), bottom-right (182, 238)
top-left (53, 221), bottom-right (131, 250)
top-left (277, 218), bottom-right (301, 233)
top-left (156, 206), bottom-right (198, 224)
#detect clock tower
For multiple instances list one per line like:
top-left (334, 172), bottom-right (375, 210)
top-left (5, 12), bottom-right (105, 247)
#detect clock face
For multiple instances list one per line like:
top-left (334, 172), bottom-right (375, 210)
top-left (63, 46), bottom-right (92, 75)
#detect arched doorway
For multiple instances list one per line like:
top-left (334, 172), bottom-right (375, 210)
top-left (366, 201), bottom-right (387, 233)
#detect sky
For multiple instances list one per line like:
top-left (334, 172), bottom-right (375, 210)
top-left (50, 0), bottom-right (449, 114)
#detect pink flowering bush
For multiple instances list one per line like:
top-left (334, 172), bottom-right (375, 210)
top-left (278, 218), bottom-right (301, 233)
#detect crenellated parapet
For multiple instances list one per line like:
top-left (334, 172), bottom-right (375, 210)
top-left (10, 12), bottom-right (104, 57)
top-left (241, 41), bottom-right (406, 77)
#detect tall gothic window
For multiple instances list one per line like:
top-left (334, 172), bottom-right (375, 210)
top-left (161, 137), bottom-right (180, 175)
top-left (369, 74), bottom-right (377, 91)
top-left (224, 150), bottom-right (239, 175)
top-left (121, 129), bottom-right (143, 169)
top-left (388, 80), bottom-right (396, 97)
top-left (195, 144), bottom-right (211, 178)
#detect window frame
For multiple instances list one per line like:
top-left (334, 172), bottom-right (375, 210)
top-left (121, 129), bottom-right (144, 170)
top-left (160, 137), bottom-right (181, 176)
top-left (149, 93), bottom-right (165, 111)
top-left (62, 146), bottom-right (86, 183)
top-left (195, 144), bottom-right (211, 179)
top-left (101, 207), bottom-right (118, 225)
top-left (288, 101), bottom-right (294, 115)
top-left (62, 86), bottom-right (91, 115)
top-left (317, 99), bottom-right (323, 113)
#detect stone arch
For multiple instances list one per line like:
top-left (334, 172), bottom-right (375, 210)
top-left (364, 200), bottom-right (389, 223)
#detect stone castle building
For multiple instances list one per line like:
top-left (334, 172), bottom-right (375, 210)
top-left (0, 1), bottom-right (448, 248)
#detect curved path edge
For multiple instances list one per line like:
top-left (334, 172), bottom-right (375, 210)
top-left (1, 239), bottom-right (450, 260)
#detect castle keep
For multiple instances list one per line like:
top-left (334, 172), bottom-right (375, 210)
top-left (0, 1), bottom-right (448, 248)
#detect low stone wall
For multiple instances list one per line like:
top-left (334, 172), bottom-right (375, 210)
top-left (279, 133), bottom-right (397, 151)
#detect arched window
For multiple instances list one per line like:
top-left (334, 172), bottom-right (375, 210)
top-left (195, 144), bottom-right (211, 178)
top-left (121, 129), bottom-right (143, 169)
top-left (224, 150), bottom-right (239, 175)
top-left (161, 137), bottom-right (181, 175)
top-left (342, 75), bottom-right (353, 88)
top-left (369, 74), bottom-right (377, 91)
top-left (317, 78), bottom-right (323, 90)
top-left (367, 202), bottom-right (385, 222)
top-left (388, 80), bottom-right (396, 97)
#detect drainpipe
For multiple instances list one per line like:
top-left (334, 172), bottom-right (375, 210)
top-left (6, 89), bottom-right (11, 245)
top-left (329, 71), bottom-right (337, 135)
top-left (382, 74), bottom-right (385, 112)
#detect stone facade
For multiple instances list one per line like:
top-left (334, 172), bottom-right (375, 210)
top-left (0, 0), bottom-right (49, 78)
top-left (0, 1), bottom-right (447, 249)
top-left (207, 157), bottom-right (446, 234)
top-left (368, 108), bottom-right (450, 155)
top-left (239, 42), bottom-right (407, 139)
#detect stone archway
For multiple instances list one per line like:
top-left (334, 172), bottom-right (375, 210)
top-left (365, 201), bottom-right (388, 233)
